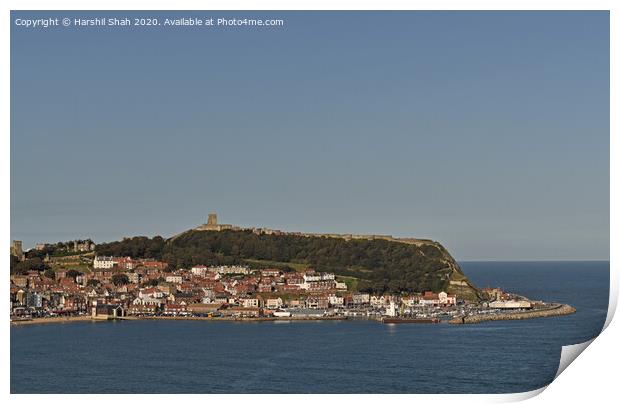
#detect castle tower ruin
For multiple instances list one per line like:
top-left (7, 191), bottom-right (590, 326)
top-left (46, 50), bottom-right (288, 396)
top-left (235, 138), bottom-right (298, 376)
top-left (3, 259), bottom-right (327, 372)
top-left (207, 213), bottom-right (218, 226)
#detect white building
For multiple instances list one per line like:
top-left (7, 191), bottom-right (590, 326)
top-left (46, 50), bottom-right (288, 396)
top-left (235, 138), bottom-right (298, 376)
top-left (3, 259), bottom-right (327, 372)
top-left (300, 272), bottom-right (338, 290)
top-left (126, 272), bottom-right (140, 284)
top-left (352, 293), bottom-right (370, 305)
top-left (370, 295), bottom-right (387, 308)
top-left (201, 288), bottom-right (216, 301)
top-left (303, 273), bottom-right (321, 283)
top-left (215, 266), bottom-right (250, 275)
top-left (328, 294), bottom-right (344, 307)
top-left (303, 272), bottom-right (335, 283)
top-left (165, 275), bottom-right (183, 284)
top-left (386, 301), bottom-right (397, 317)
top-left (191, 265), bottom-right (208, 277)
top-left (419, 292), bottom-right (456, 306)
top-left (419, 296), bottom-right (438, 306)
top-left (132, 296), bottom-right (164, 306)
top-left (265, 297), bottom-right (283, 309)
top-left (241, 298), bottom-right (260, 308)
top-left (139, 288), bottom-right (164, 299)
top-left (438, 291), bottom-right (457, 306)
top-left (93, 256), bottom-right (116, 269)
top-left (489, 300), bottom-right (531, 309)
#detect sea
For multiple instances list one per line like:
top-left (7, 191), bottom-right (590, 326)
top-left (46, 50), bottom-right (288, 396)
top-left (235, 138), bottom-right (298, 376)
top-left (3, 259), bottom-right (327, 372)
top-left (10, 261), bottom-right (609, 394)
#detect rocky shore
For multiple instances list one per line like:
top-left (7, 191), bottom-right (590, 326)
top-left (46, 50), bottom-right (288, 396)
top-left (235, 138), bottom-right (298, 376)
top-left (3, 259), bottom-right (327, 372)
top-left (448, 304), bottom-right (577, 324)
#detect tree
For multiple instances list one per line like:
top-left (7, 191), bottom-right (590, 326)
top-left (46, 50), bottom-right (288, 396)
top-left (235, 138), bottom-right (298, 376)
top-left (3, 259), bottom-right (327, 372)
top-left (25, 249), bottom-right (45, 260)
top-left (87, 279), bottom-right (100, 287)
top-left (65, 269), bottom-right (83, 280)
top-left (143, 278), bottom-right (159, 287)
top-left (10, 257), bottom-right (48, 275)
top-left (10, 254), bottom-right (20, 272)
top-left (44, 268), bottom-right (55, 279)
top-left (112, 274), bottom-right (129, 286)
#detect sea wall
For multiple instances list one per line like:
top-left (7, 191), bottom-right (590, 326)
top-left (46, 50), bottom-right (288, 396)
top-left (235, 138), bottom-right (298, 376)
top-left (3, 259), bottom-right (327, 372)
top-left (11, 316), bottom-right (100, 325)
top-left (449, 304), bottom-right (576, 324)
top-left (11, 315), bottom-right (350, 326)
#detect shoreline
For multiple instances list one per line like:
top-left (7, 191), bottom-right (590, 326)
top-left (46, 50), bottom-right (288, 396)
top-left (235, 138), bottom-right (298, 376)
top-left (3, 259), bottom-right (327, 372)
top-left (11, 304), bottom-right (577, 326)
top-left (127, 315), bottom-right (350, 322)
top-left (10, 315), bottom-right (351, 326)
top-left (10, 316), bottom-right (101, 325)
top-left (448, 304), bottom-right (577, 324)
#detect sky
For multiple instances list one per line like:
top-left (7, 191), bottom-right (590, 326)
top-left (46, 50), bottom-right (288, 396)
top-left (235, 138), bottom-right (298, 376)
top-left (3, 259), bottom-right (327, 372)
top-left (10, 11), bottom-right (609, 261)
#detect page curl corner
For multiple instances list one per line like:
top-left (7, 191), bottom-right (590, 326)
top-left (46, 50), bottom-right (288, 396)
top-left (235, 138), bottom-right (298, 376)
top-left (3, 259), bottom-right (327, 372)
top-left (554, 338), bottom-right (595, 380)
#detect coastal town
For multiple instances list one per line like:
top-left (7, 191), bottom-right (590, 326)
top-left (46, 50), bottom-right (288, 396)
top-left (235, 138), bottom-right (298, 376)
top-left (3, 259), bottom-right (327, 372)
top-left (10, 236), bottom-right (572, 325)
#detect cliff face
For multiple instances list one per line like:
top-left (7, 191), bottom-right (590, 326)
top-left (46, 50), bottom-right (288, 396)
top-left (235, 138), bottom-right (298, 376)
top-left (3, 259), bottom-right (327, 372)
top-left (386, 238), bottom-right (480, 302)
top-left (432, 243), bottom-right (480, 302)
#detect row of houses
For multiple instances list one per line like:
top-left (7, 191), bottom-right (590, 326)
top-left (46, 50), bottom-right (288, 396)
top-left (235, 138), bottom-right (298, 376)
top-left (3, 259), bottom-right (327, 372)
top-left (10, 257), bottom-right (460, 319)
top-left (93, 256), bottom-right (168, 270)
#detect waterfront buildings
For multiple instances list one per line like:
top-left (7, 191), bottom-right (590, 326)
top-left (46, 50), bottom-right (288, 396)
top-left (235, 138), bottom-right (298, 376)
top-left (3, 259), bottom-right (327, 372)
top-left (489, 300), bottom-right (532, 309)
top-left (10, 251), bottom-right (480, 322)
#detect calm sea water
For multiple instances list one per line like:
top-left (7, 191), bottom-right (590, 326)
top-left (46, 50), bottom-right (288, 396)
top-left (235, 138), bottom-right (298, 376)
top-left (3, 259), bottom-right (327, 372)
top-left (10, 261), bottom-right (609, 394)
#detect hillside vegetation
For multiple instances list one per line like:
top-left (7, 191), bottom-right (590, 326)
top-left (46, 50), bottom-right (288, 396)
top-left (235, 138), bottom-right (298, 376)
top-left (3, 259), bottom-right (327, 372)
top-left (96, 230), bottom-right (480, 299)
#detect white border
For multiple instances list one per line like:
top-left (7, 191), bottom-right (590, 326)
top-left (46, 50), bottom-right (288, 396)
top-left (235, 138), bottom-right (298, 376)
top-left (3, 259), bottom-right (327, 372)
top-left (3, 1), bottom-right (616, 403)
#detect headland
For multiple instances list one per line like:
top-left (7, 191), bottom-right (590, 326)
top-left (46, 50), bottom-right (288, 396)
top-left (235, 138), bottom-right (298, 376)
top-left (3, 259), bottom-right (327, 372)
top-left (10, 214), bottom-right (576, 326)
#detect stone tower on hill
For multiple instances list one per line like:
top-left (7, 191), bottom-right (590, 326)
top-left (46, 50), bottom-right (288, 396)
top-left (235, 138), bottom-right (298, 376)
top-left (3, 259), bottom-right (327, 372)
top-left (11, 240), bottom-right (24, 260)
top-left (207, 213), bottom-right (218, 226)
top-left (195, 213), bottom-right (235, 232)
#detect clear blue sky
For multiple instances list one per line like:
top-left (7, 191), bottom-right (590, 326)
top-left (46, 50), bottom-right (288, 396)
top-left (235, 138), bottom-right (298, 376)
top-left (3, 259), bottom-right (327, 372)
top-left (11, 11), bottom-right (609, 260)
